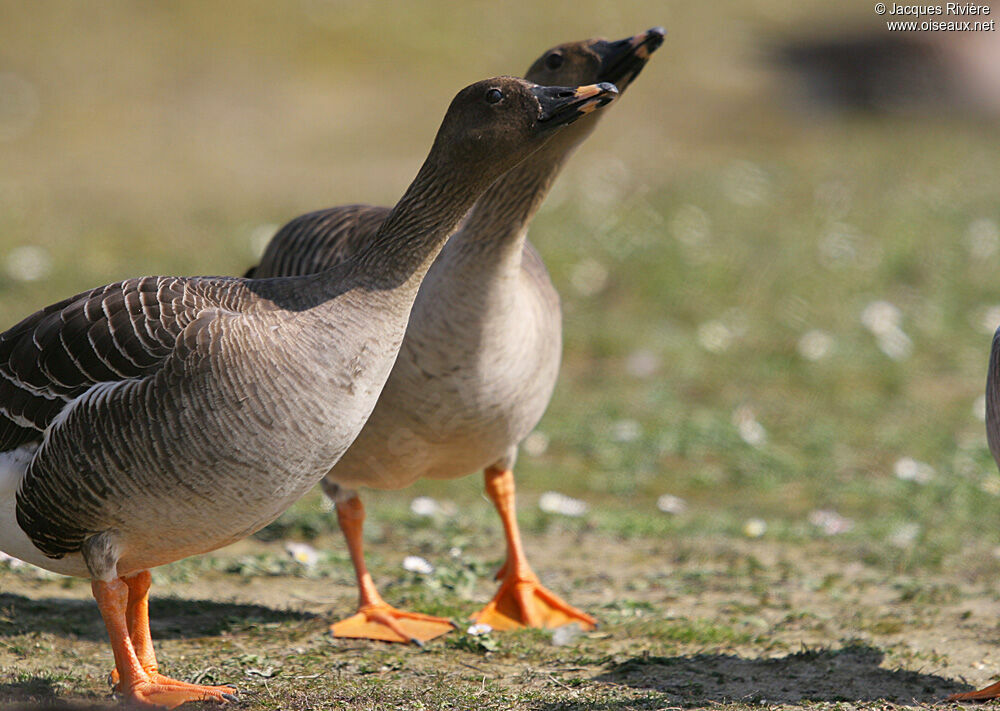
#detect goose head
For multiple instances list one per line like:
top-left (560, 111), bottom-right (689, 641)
top-left (526, 26), bottom-right (665, 95)
top-left (426, 76), bottom-right (618, 190)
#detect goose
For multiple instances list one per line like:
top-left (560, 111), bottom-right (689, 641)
top-left (949, 328), bottom-right (1000, 702)
top-left (248, 27), bottom-right (663, 645)
top-left (0, 76), bottom-right (618, 709)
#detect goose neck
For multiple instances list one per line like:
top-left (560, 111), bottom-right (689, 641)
top-left (349, 158), bottom-right (488, 294)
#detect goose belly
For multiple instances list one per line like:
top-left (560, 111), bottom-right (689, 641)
top-left (108, 455), bottom-right (342, 575)
top-left (327, 328), bottom-right (560, 490)
top-left (60, 405), bottom-right (358, 576)
top-left (11, 436), bottom-right (352, 579)
top-left (11, 361), bottom-right (383, 578)
top-left (0, 446), bottom-right (90, 577)
top-left (331, 408), bottom-right (519, 490)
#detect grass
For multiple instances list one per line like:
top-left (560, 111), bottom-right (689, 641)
top-left (4, 0), bottom-right (1000, 708)
top-left (2, 533), bottom-right (987, 708)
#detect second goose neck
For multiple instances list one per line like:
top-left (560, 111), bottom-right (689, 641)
top-left (438, 129), bottom-right (586, 274)
top-left (349, 158), bottom-right (490, 295)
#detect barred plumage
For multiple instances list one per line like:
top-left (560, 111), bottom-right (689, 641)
top-left (2, 276), bottom-right (261, 556)
top-left (1, 278), bottom-right (198, 445)
top-left (247, 205), bottom-right (390, 278)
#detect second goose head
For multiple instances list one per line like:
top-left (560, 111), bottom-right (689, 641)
top-left (493, 28), bottom-right (662, 160)
top-left (526, 27), bottom-right (666, 94)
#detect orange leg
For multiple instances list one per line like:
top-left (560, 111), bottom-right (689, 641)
top-left (949, 681), bottom-right (1000, 702)
top-left (472, 466), bottom-right (597, 631)
top-left (93, 576), bottom-right (237, 709)
top-left (107, 570), bottom-right (158, 683)
top-left (329, 494), bottom-right (455, 644)
top-left (108, 572), bottom-right (155, 687)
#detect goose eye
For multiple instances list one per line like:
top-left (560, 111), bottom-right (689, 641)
top-left (545, 52), bottom-right (563, 70)
top-left (485, 88), bottom-right (503, 104)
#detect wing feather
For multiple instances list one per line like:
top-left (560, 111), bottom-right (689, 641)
top-left (0, 275), bottom-right (246, 452)
top-left (249, 204), bottom-right (391, 278)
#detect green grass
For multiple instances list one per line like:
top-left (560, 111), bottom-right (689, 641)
top-left (4, 0), bottom-right (1000, 708)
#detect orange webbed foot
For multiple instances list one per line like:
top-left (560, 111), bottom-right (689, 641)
top-left (120, 676), bottom-right (237, 709)
top-left (472, 571), bottom-right (597, 631)
top-left (110, 669), bottom-right (236, 694)
top-left (948, 679), bottom-right (1000, 702)
top-left (330, 603), bottom-right (456, 644)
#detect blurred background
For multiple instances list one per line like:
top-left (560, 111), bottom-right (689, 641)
top-left (3, 0), bottom-right (1000, 577)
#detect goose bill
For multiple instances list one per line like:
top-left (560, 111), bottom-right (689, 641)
top-left (596, 27), bottom-right (666, 88)
top-left (533, 83), bottom-right (618, 127)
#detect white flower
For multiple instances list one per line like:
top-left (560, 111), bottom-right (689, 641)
top-left (808, 509), bottom-right (854, 536)
top-left (889, 522), bottom-right (920, 548)
top-left (402, 555), bottom-right (434, 575)
top-left (980, 475), bottom-right (1000, 496)
top-left (522, 431), bottom-right (549, 457)
top-left (743, 518), bottom-right (767, 538)
top-left (861, 301), bottom-right (912, 360)
top-left (409, 496), bottom-right (439, 517)
top-left (876, 329), bottom-right (912, 361)
top-left (611, 419), bottom-right (642, 443)
top-left (697, 321), bottom-right (733, 353)
top-left (284, 542), bottom-right (319, 568)
top-left (893, 457), bottom-right (934, 484)
top-left (739, 419), bottom-right (766, 446)
top-left (656, 494), bottom-right (688, 515)
top-left (539, 491), bottom-right (588, 517)
top-left (625, 349), bottom-right (661, 378)
top-left (861, 301), bottom-right (902, 336)
top-left (797, 330), bottom-right (833, 361)
top-left (551, 623), bottom-right (583, 646)
top-left (467, 623), bottom-right (493, 636)
top-left (733, 406), bottom-right (767, 447)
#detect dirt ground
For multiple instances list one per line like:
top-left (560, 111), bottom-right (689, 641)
top-left (2, 530), bottom-right (1000, 709)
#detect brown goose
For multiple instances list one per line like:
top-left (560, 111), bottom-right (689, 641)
top-left (249, 28), bottom-right (663, 644)
top-left (0, 77), bottom-right (618, 708)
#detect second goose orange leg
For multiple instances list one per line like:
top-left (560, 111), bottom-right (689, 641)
top-left (330, 494), bottom-right (455, 644)
top-left (472, 466), bottom-right (597, 631)
top-left (94, 576), bottom-right (237, 709)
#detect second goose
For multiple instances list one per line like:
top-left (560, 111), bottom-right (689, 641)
top-left (249, 28), bottom-right (663, 644)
